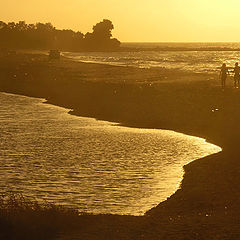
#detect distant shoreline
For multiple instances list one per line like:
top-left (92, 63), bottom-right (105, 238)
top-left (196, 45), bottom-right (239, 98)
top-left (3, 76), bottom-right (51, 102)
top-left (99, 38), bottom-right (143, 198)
top-left (120, 46), bottom-right (240, 52)
top-left (14, 45), bottom-right (240, 53)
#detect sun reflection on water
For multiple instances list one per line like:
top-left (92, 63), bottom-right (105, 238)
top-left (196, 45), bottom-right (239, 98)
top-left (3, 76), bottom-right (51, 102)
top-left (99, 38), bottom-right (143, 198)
top-left (0, 92), bottom-right (221, 215)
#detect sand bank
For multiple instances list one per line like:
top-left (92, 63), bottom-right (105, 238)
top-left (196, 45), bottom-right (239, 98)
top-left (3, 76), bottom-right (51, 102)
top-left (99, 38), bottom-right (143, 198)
top-left (0, 52), bottom-right (240, 239)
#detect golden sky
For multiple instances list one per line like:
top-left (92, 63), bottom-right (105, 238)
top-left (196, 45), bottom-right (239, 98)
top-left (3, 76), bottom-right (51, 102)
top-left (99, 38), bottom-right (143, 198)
top-left (1, 0), bottom-right (240, 42)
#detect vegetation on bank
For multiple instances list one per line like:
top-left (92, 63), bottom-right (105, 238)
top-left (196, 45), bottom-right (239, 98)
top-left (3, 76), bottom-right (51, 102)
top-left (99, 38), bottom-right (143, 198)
top-left (0, 193), bottom-right (142, 240)
top-left (0, 19), bottom-right (120, 51)
top-left (0, 193), bottom-right (81, 240)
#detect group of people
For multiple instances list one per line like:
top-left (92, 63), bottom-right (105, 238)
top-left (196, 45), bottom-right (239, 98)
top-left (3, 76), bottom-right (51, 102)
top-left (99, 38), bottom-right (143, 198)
top-left (220, 62), bottom-right (240, 89)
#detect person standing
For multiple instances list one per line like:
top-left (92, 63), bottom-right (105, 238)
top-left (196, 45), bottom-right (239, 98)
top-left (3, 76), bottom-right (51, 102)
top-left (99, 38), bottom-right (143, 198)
top-left (220, 63), bottom-right (228, 89)
top-left (233, 62), bottom-right (240, 88)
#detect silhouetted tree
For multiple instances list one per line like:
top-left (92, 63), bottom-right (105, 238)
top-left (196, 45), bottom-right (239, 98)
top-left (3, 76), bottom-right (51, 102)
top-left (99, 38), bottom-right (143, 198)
top-left (0, 19), bottom-right (120, 51)
top-left (93, 19), bottom-right (113, 39)
top-left (84, 19), bottom-right (120, 51)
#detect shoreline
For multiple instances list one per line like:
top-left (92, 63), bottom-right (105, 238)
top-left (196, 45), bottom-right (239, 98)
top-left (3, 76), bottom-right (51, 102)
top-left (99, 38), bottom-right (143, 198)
top-left (1, 52), bottom-right (240, 239)
top-left (0, 90), bottom-right (222, 217)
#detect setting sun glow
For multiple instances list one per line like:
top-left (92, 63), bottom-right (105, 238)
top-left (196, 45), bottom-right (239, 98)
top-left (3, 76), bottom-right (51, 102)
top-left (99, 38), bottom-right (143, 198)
top-left (1, 0), bottom-right (240, 42)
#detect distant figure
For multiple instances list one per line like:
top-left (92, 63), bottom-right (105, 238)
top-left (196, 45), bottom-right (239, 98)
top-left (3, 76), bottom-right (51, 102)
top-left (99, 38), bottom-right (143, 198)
top-left (220, 63), bottom-right (228, 89)
top-left (233, 62), bottom-right (240, 88)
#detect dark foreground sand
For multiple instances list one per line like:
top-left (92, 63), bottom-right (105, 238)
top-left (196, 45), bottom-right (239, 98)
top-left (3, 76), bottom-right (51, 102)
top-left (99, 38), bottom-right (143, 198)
top-left (1, 53), bottom-right (240, 239)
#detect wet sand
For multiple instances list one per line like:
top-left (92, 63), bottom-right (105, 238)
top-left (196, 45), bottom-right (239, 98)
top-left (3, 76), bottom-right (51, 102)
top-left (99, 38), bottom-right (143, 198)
top-left (1, 52), bottom-right (240, 239)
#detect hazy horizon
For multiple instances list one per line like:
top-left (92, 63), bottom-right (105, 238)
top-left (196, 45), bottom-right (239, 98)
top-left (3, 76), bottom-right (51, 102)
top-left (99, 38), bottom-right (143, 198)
top-left (122, 41), bottom-right (240, 43)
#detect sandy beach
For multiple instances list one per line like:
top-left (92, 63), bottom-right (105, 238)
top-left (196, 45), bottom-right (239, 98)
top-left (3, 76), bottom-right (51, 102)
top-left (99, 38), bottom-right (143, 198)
top-left (1, 52), bottom-right (240, 239)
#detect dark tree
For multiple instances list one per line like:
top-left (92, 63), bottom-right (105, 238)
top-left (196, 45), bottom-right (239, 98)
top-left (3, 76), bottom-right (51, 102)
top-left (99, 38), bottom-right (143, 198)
top-left (0, 19), bottom-right (120, 51)
top-left (83, 19), bottom-right (120, 51)
top-left (93, 19), bottom-right (114, 39)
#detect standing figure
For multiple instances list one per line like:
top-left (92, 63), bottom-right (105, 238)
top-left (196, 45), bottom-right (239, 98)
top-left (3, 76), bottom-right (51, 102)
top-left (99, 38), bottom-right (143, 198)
top-left (220, 63), bottom-right (228, 89)
top-left (233, 62), bottom-right (240, 88)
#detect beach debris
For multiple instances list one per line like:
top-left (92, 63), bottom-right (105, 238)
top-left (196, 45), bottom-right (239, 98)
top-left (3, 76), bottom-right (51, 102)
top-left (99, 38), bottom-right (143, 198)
top-left (49, 50), bottom-right (60, 60)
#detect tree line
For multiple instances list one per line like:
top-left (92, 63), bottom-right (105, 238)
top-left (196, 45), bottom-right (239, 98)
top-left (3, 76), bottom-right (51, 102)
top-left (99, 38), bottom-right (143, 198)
top-left (0, 19), bottom-right (121, 51)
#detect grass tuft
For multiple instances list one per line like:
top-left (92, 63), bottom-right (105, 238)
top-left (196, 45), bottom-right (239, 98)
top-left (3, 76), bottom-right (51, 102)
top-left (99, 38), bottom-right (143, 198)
top-left (0, 193), bottom-right (79, 240)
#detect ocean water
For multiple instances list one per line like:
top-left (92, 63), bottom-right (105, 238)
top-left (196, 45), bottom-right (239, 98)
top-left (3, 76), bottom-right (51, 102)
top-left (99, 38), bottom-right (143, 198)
top-left (0, 92), bottom-right (221, 215)
top-left (63, 42), bottom-right (240, 74)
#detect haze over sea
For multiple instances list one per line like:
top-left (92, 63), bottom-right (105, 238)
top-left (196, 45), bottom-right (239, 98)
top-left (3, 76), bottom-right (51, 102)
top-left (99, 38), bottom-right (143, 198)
top-left (0, 92), bottom-right (221, 215)
top-left (64, 42), bottom-right (240, 74)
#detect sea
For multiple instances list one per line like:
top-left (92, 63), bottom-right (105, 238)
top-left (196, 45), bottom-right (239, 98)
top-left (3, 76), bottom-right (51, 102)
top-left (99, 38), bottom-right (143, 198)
top-left (0, 92), bottom-right (221, 216)
top-left (63, 42), bottom-right (240, 74)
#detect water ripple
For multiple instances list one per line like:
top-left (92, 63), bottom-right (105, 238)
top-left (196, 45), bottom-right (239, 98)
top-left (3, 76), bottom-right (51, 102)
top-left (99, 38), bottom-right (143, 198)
top-left (0, 92), bottom-right (221, 215)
